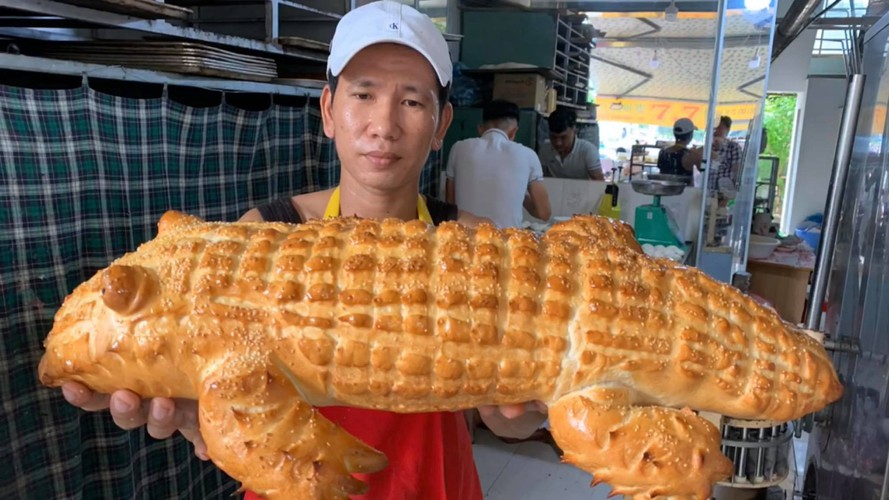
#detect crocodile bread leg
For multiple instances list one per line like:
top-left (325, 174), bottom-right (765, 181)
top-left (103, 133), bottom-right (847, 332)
top-left (198, 360), bottom-right (388, 500)
top-left (548, 388), bottom-right (732, 500)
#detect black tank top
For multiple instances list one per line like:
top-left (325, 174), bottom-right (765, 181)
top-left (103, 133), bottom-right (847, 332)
top-left (255, 195), bottom-right (459, 225)
top-left (656, 148), bottom-right (693, 185)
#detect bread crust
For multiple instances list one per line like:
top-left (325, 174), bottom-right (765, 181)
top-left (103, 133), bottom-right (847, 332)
top-left (38, 211), bottom-right (843, 499)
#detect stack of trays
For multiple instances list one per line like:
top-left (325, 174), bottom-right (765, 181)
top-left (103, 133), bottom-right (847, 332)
top-left (54, 0), bottom-right (192, 20)
top-left (277, 36), bottom-right (330, 54)
top-left (28, 41), bottom-right (279, 81)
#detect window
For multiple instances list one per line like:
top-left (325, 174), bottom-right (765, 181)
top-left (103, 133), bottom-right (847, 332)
top-left (812, 0), bottom-right (870, 56)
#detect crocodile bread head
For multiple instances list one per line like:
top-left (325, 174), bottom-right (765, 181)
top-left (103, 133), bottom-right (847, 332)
top-left (38, 210), bottom-right (843, 500)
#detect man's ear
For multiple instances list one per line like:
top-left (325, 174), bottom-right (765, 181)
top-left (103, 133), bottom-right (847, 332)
top-left (320, 85), bottom-right (336, 139)
top-left (507, 124), bottom-right (518, 141)
top-left (432, 102), bottom-right (454, 151)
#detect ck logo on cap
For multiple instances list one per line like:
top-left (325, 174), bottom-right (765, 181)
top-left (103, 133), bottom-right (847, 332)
top-left (388, 22), bottom-right (399, 30)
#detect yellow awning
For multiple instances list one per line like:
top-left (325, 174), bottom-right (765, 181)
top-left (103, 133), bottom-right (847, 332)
top-left (596, 97), bottom-right (757, 130)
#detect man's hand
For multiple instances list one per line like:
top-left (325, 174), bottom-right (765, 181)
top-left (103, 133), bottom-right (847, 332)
top-left (477, 401), bottom-right (548, 439)
top-left (61, 382), bottom-right (209, 460)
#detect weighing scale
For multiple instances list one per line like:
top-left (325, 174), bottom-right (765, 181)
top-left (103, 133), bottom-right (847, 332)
top-left (630, 174), bottom-right (688, 251)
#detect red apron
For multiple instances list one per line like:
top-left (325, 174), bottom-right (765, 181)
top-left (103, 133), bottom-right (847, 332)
top-left (243, 407), bottom-right (482, 500)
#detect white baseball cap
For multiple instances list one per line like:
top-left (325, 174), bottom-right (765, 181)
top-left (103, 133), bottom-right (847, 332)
top-left (327, 1), bottom-right (453, 87)
top-left (673, 117), bottom-right (698, 135)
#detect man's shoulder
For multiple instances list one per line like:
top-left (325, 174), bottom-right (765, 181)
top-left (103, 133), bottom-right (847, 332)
top-left (575, 137), bottom-right (598, 152)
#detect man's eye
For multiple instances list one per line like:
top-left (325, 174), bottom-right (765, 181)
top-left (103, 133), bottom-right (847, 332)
top-left (353, 93), bottom-right (371, 100)
top-left (404, 100), bottom-right (423, 107)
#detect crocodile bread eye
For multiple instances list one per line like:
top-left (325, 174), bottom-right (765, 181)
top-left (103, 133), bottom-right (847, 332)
top-left (101, 265), bottom-right (153, 315)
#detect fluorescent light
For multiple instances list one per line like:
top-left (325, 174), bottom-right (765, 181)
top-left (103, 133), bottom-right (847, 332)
top-left (649, 54), bottom-right (661, 69)
top-left (744, 0), bottom-right (771, 11)
top-left (748, 48), bottom-right (761, 69)
top-left (664, 0), bottom-right (679, 22)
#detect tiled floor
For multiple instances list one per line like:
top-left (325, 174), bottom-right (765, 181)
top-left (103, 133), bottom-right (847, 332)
top-left (471, 428), bottom-right (613, 499)
top-left (471, 428), bottom-right (808, 499)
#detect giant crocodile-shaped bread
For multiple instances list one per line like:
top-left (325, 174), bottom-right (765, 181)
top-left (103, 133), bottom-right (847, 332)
top-left (39, 210), bottom-right (843, 500)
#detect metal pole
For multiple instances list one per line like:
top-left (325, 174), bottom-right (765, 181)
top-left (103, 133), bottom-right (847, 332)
top-left (693, 0), bottom-right (728, 266)
top-left (805, 73), bottom-right (865, 329)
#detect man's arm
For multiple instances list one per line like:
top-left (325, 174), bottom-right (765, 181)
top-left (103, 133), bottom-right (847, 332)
top-left (585, 141), bottom-right (605, 180)
top-left (478, 401), bottom-right (549, 439)
top-left (457, 209), bottom-right (493, 228)
top-left (683, 147), bottom-right (704, 172)
top-left (445, 179), bottom-right (456, 204)
top-left (524, 181), bottom-right (551, 221)
top-left (239, 208), bottom-right (264, 222)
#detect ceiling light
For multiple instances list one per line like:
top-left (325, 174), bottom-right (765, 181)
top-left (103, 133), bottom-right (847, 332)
top-left (744, 0), bottom-right (771, 11)
top-left (748, 49), bottom-right (761, 69)
top-left (664, 1), bottom-right (679, 22)
top-left (649, 52), bottom-right (661, 69)
top-left (610, 101), bottom-right (624, 111)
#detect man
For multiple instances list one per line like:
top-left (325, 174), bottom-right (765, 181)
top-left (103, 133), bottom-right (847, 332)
top-left (709, 115), bottom-right (743, 189)
top-left (539, 106), bottom-right (604, 180)
top-left (656, 117), bottom-right (703, 185)
top-left (445, 99), bottom-right (551, 228)
top-left (60, 2), bottom-right (548, 499)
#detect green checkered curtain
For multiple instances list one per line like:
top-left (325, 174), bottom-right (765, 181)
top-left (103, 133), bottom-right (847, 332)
top-left (0, 82), bottom-right (442, 499)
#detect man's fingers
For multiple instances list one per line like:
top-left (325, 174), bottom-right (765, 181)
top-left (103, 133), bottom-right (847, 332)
top-left (146, 398), bottom-right (178, 439)
top-left (497, 403), bottom-right (527, 419)
top-left (181, 429), bottom-right (209, 461)
top-left (110, 391), bottom-right (149, 430)
top-left (62, 382), bottom-right (111, 412)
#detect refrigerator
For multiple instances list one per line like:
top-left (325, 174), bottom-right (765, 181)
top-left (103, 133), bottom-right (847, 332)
top-left (804, 10), bottom-right (889, 500)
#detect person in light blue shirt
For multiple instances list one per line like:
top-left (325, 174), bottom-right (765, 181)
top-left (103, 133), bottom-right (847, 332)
top-left (446, 99), bottom-right (551, 227)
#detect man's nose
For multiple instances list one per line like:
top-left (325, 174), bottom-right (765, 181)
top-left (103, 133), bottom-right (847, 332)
top-left (368, 98), bottom-right (402, 141)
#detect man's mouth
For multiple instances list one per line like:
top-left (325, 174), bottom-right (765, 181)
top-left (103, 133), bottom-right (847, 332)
top-left (364, 151), bottom-right (401, 166)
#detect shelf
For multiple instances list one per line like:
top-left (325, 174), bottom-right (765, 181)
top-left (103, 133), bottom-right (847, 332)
top-left (0, 53), bottom-right (322, 96)
top-left (0, 0), bottom-right (329, 63)
top-left (464, 66), bottom-right (566, 82)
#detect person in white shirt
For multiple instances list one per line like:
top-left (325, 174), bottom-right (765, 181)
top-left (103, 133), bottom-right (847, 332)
top-left (539, 107), bottom-right (604, 180)
top-left (445, 99), bottom-right (551, 228)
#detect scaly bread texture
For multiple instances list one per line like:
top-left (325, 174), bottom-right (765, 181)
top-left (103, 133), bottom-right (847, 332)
top-left (39, 211), bottom-right (843, 500)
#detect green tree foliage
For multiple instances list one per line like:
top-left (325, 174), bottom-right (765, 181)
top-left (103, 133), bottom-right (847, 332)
top-left (762, 93), bottom-right (797, 219)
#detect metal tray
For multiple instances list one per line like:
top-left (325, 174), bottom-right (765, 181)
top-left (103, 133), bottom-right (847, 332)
top-left (28, 41), bottom-right (279, 81)
top-left (647, 173), bottom-right (692, 184)
top-left (55, 0), bottom-right (192, 20)
top-left (41, 51), bottom-right (278, 76)
top-left (33, 41), bottom-right (277, 69)
top-left (41, 53), bottom-right (277, 81)
top-left (631, 179), bottom-right (687, 197)
top-left (277, 36), bottom-right (330, 53)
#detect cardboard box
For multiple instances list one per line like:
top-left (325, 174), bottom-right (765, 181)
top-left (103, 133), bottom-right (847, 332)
top-left (493, 73), bottom-right (548, 112)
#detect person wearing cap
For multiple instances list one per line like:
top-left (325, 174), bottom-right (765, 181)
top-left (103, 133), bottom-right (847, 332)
top-left (445, 99), bottom-right (551, 228)
top-left (538, 106), bottom-right (604, 180)
top-left (656, 117), bottom-right (703, 185)
top-left (59, 2), bottom-right (548, 499)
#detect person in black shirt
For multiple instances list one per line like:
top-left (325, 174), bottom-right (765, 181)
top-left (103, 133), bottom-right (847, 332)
top-left (656, 117), bottom-right (703, 185)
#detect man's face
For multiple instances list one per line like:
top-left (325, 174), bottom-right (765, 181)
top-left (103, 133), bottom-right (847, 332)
top-left (549, 128), bottom-right (576, 156)
top-left (320, 43), bottom-right (452, 193)
top-left (714, 122), bottom-right (729, 138)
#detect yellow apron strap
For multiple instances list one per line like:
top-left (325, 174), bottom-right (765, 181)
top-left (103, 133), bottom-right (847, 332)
top-left (324, 186), bottom-right (434, 224)
top-left (416, 195), bottom-right (433, 224)
top-left (323, 186), bottom-right (342, 220)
